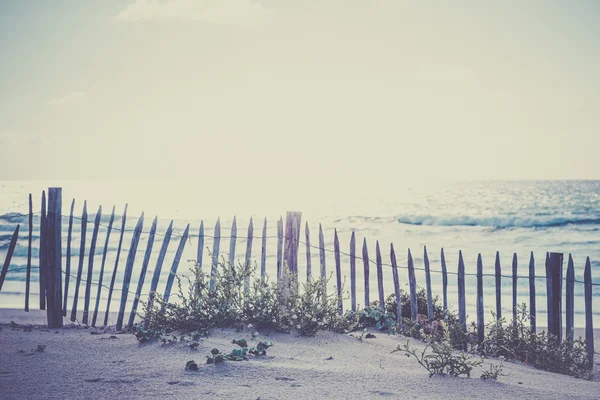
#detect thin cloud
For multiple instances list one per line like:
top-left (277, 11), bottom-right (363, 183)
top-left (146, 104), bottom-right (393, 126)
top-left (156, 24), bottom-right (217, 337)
top-left (48, 92), bottom-right (88, 106)
top-left (117, 0), bottom-right (275, 25)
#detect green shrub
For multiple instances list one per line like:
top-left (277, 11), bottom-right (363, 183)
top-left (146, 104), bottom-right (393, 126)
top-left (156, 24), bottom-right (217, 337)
top-left (480, 303), bottom-right (593, 379)
top-left (392, 337), bottom-right (483, 377)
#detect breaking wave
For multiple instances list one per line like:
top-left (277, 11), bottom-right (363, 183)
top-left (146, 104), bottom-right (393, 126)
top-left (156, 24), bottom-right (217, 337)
top-left (396, 215), bottom-right (600, 229)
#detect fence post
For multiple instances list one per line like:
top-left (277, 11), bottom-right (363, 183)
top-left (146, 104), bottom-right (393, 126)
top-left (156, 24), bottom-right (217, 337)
top-left (584, 257), bottom-right (594, 369)
top-left (546, 252), bottom-right (563, 342)
top-left (45, 187), bottom-right (63, 328)
top-left (283, 211), bottom-right (302, 279)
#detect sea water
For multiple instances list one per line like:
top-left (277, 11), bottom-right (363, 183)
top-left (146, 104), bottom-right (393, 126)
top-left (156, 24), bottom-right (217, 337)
top-left (0, 179), bottom-right (598, 328)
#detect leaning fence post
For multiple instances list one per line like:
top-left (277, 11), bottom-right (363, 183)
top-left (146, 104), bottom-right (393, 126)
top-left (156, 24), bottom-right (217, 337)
top-left (115, 213), bottom-right (144, 331)
top-left (441, 248), bottom-right (448, 321)
top-left (318, 224), bottom-right (326, 293)
top-left (228, 216), bottom-right (237, 268)
top-left (127, 216), bottom-right (158, 329)
top-left (82, 206), bottom-right (102, 325)
top-left (584, 257), bottom-right (594, 369)
top-left (104, 204), bottom-right (128, 327)
top-left (91, 206), bottom-right (115, 327)
top-left (0, 225), bottom-right (20, 294)
top-left (70, 201), bottom-right (88, 322)
top-left (390, 243), bottom-right (402, 326)
top-left (62, 199), bottom-right (75, 316)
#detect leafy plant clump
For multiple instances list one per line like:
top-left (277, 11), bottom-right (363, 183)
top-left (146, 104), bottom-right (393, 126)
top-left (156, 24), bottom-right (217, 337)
top-left (141, 256), bottom-right (342, 337)
top-left (392, 337), bottom-right (483, 377)
top-left (480, 357), bottom-right (505, 380)
top-left (206, 340), bottom-right (273, 364)
top-left (480, 303), bottom-right (593, 379)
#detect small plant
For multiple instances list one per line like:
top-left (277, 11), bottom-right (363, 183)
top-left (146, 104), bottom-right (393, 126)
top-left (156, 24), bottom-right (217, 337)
top-left (36, 344), bottom-right (46, 352)
top-left (206, 341), bottom-right (273, 364)
top-left (392, 337), bottom-right (482, 377)
top-left (185, 360), bottom-right (199, 370)
top-left (480, 357), bottom-right (505, 380)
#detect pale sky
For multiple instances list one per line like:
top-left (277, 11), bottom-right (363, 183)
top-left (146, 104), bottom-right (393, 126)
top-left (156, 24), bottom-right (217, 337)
top-left (1, 0), bottom-right (599, 180)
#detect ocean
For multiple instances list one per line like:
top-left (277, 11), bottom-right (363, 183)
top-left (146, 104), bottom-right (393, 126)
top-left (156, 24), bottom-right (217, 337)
top-left (1, 179), bottom-right (599, 328)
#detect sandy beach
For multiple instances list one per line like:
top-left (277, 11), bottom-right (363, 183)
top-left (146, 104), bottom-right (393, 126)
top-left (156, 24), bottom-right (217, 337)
top-left (1, 310), bottom-right (598, 400)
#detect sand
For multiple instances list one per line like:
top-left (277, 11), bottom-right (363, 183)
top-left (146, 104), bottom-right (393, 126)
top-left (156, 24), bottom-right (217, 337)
top-left (0, 310), bottom-right (599, 400)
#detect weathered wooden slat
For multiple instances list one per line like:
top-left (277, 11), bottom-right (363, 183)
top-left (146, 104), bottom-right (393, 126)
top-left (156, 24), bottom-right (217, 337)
top-left (25, 194), bottom-right (33, 312)
top-left (494, 251), bottom-right (502, 320)
top-left (91, 206), bottom-right (115, 326)
top-left (39, 191), bottom-right (46, 310)
top-left (584, 257), bottom-right (594, 369)
top-left (45, 188), bottom-right (63, 328)
top-left (565, 254), bottom-right (575, 344)
top-left (549, 252), bottom-right (563, 342)
top-left (390, 243), bottom-right (402, 325)
top-left (115, 212), bottom-right (145, 331)
top-left (512, 253), bottom-right (518, 324)
top-left (476, 253), bottom-right (484, 344)
top-left (228, 216), bottom-right (237, 268)
top-left (457, 250), bottom-right (466, 331)
top-left (0, 225), bottom-right (20, 293)
top-left (147, 220), bottom-right (173, 308)
top-left (376, 241), bottom-right (385, 311)
top-left (545, 252), bottom-right (553, 335)
top-left (305, 222), bottom-right (312, 281)
top-left (103, 204), bottom-right (128, 327)
top-left (161, 224), bottom-right (190, 307)
top-left (197, 221), bottom-right (204, 269)
top-left (260, 218), bottom-right (267, 281)
top-left (127, 216), bottom-right (158, 329)
top-left (62, 199), bottom-right (75, 316)
top-left (423, 246), bottom-right (433, 320)
top-left (334, 229), bottom-right (342, 314)
top-left (243, 218), bottom-right (253, 295)
top-left (283, 212), bottom-right (302, 278)
top-left (407, 248), bottom-right (417, 321)
top-left (441, 248), bottom-right (448, 321)
top-left (209, 218), bottom-right (221, 291)
top-left (82, 205), bottom-right (102, 325)
top-left (319, 224), bottom-right (326, 289)
top-left (362, 238), bottom-right (369, 307)
top-left (350, 231), bottom-right (356, 311)
top-left (528, 251), bottom-right (536, 333)
top-left (70, 201), bottom-right (88, 322)
top-left (277, 217), bottom-right (283, 282)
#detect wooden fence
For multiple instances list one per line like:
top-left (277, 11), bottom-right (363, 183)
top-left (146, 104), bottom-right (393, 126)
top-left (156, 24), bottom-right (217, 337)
top-left (0, 187), bottom-right (596, 369)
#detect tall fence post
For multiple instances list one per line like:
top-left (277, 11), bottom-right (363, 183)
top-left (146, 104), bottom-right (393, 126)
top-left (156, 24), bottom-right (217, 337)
top-left (45, 188), bottom-right (63, 328)
top-left (283, 211), bottom-right (302, 280)
top-left (546, 252), bottom-right (563, 342)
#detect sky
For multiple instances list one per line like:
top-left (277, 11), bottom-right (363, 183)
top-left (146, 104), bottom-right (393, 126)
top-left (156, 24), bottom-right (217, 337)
top-left (1, 0), bottom-right (599, 181)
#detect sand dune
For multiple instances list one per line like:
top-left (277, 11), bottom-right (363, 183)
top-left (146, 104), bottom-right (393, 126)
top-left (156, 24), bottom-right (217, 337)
top-left (0, 310), bottom-right (598, 400)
